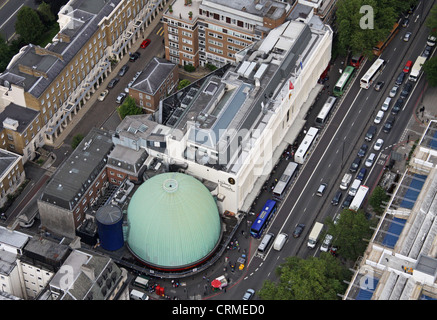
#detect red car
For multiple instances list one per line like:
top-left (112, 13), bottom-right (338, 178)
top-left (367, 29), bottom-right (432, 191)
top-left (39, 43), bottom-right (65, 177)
top-left (141, 39), bottom-right (151, 48)
top-left (403, 60), bottom-right (412, 73)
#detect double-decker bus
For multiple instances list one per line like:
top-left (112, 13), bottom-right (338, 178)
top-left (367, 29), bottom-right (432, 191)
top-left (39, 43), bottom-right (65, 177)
top-left (250, 199), bottom-right (277, 238)
top-left (294, 127), bottom-right (319, 164)
top-left (373, 23), bottom-right (400, 56)
top-left (333, 66), bottom-right (355, 97)
top-left (315, 96), bottom-right (337, 126)
top-left (360, 58), bottom-right (385, 89)
top-left (272, 162), bottom-right (299, 200)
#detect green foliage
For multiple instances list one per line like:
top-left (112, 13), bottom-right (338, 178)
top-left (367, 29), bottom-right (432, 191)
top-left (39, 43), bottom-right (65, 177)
top-left (15, 6), bottom-right (44, 44)
top-left (423, 56), bottom-right (437, 87)
top-left (369, 186), bottom-right (389, 214)
top-left (325, 209), bottom-right (373, 261)
top-left (426, 3), bottom-right (437, 35)
top-left (37, 2), bottom-right (56, 25)
top-left (205, 63), bottom-right (217, 71)
top-left (71, 134), bottom-right (84, 150)
top-left (178, 79), bottom-right (191, 90)
top-left (184, 64), bottom-right (196, 72)
top-left (335, 0), bottom-right (415, 58)
top-left (258, 254), bottom-right (351, 300)
top-left (117, 96), bottom-right (143, 119)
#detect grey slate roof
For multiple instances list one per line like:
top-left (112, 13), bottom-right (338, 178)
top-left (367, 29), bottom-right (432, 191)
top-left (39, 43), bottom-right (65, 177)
top-left (0, 103), bottom-right (39, 134)
top-left (131, 57), bottom-right (176, 95)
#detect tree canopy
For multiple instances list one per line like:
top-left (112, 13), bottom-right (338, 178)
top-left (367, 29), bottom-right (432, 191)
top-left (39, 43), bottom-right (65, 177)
top-left (336, 0), bottom-right (418, 58)
top-left (15, 6), bottom-right (45, 44)
top-left (117, 96), bottom-right (143, 119)
top-left (258, 254), bottom-right (351, 300)
top-left (325, 209), bottom-right (373, 261)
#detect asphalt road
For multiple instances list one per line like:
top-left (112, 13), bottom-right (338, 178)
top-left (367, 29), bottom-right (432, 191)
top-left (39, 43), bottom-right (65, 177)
top-left (0, 0), bottom-right (36, 42)
top-left (217, 0), bottom-right (435, 300)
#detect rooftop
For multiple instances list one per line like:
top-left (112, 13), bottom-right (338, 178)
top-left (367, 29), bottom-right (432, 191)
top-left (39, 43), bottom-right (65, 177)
top-left (162, 18), bottom-right (329, 172)
top-left (130, 57), bottom-right (177, 95)
top-left (0, 148), bottom-right (21, 177)
top-left (0, 104), bottom-right (39, 134)
top-left (40, 128), bottom-right (113, 210)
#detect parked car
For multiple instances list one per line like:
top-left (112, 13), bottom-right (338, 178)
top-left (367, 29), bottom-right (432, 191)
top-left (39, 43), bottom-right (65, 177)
top-left (129, 51), bottom-right (141, 62)
top-left (331, 191), bottom-right (343, 206)
top-left (395, 72), bottom-right (405, 86)
top-left (341, 195), bottom-right (354, 209)
top-left (374, 110), bottom-right (384, 124)
top-left (400, 83), bottom-right (412, 99)
top-left (374, 138), bottom-right (384, 151)
top-left (403, 60), bottom-right (413, 73)
top-left (402, 18), bottom-right (409, 27)
top-left (118, 64), bottom-right (129, 77)
top-left (383, 116), bottom-right (395, 133)
top-left (140, 39), bottom-right (151, 48)
top-left (389, 85), bottom-right (398, 98)
top-left (357, 167), bottom-right (367, 181)
top-left (107, 78), bottom-right (119, 88)
top-left (391, 98), bottom-right (404, 115)
top-left (403, 31), bottom-right (412, 42)
top-left (98, 89), bottom-right (109, 101)
top-left (381, 97), bottom-right (391, 112)
top-left (349, 157), bottom-right (361, 173)
top-left (374, 81), bottom-right (385, 91)
top-left (422, 45), bottom-right (433, 59)
top-left (116, 92), bottom-right (127, 104)
top-left (365, 153), bottom-right (376, 167)
top-left (293, 224), bottom-right (305, 238)
top-left (357, 143), bottom-right (368, 158)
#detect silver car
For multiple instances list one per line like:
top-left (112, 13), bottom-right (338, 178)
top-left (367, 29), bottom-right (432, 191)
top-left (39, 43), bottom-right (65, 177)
top-left (389, 86), bottom-right (398, 98)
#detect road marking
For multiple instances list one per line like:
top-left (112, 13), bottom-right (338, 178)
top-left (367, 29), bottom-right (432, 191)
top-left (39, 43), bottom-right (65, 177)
top-left (0, 3), bottom-right (23, 30)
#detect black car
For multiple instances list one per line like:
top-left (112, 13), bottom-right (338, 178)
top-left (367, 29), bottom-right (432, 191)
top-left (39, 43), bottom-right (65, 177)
top-left (107, 77), bottom-right (119, 88)
top-left (400, 83), bottom-right (412, 99)
top-left (391, 98), bottom-right (404, 115)
top-left (422, 45), bottom-right (433, 59)
top-left (349, 157), bottom-right (361, 173)
top-left (341, 195), bottom-right (354, 209)
top-left (129, 51), bottom-right (141, 62)
top-left (118, 64), bottom-right (129, 76)
top-left (357, 167), bottom-right (367, 181)
top-left (383, 116), bottom-right (395, 133)
top-left (331, 191), bottom-right (343, 206)
top-left (357, 143), bottom-right (368, 158)
top-left (374, 81), bottom-right (385, 91)
top-left (293, 223), bottom-right (305, 238)
top-left (395, 72), bottom-right (405, 86)
top-left (365, 126), bottom-right (377, 142)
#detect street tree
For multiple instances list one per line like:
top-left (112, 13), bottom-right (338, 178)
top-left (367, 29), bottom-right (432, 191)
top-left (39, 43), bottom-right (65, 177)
top-left (15, 6), bottom-right (44, 44)
top-left (117, 96), bottom-right (143, 119)
top-left (426, 3), bottom-right (437, 35)
top-left (423, 56), bottom-right (437, 87)
top-left (325, 209), bottom-right (373, 261)
top-left (369, 186), bottom-right (390, 214)
top-left (258, 254), bottom-right (350, 300)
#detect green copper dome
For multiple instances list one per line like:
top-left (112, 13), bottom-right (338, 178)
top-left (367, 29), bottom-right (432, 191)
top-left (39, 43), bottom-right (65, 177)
top-left (126, 172), bottom-right (222, 270)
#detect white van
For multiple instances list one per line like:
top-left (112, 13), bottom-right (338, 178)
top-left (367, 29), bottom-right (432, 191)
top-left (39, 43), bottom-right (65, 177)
top-left (258, 233), bottom-right (274, 254)
top-left (340, 173), bottom-right (352, 190)
top-left (273, 233), bottom-right (288, 251)
top-left (348, 179), bottom-right (361, 197)
top-left (130, 289), bottom-right (148, 300)
top-left (381, 97), bottom-right (391, 111)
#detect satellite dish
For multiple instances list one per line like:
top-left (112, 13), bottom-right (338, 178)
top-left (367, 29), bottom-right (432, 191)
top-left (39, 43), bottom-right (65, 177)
top-left (3, 80), bottom-right (10, 89)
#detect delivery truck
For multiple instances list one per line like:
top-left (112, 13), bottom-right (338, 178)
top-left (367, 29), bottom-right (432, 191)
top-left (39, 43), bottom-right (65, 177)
top-left (307, 222), bottom-right (323, 249)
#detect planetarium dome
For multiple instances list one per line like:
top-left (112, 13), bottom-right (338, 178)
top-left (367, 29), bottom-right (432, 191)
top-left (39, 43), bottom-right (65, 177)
top-left (126, 172), bottom-right (222, 271)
